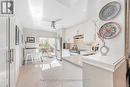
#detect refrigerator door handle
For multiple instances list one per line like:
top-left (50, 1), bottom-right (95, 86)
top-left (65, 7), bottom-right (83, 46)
top-left (11, 49), bottom-right (14, 62)
top-left (9, 49), bottom-right (14, 63)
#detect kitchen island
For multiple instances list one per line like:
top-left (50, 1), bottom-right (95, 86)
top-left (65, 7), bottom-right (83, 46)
top-left (82, 54), bottom-right (126, 87)
top-left (62, 55), bottom-right (83, 87)
top-left (62, 54), bottom-right (126, 87)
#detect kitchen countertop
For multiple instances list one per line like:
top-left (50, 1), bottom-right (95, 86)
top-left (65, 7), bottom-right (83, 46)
top-left (62, 50), bottom-right (95, 68)
top-left (82, 54), bottom-right (125, 72)
top-left (62, 55), bottom-right (83, 68)
top-left (62, 53), bottom-right (125, 72)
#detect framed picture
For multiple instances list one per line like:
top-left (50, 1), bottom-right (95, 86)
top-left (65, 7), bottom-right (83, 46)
top-left (26, 37), bottom-right (35, 43)
top-left (15, 25), bottom-right (19, 45)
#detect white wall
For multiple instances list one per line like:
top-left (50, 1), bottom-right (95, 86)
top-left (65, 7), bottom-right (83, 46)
top-left (23, 28), bottom-right (57, 48)
top-left (97, 0), bottom-right (125, 57)
top-left (63, 20), bottom-right (96, 43)
top-left (86, 0), bottom-right (99, 20)
top-left (86, 0), bottom-right (125, 57)
top-left (15, 17), bottom-right (24, 83)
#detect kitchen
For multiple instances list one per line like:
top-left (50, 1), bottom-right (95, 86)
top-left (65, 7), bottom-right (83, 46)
top-left (0, 0), bottom-right (129, 87)
top-left (60, 0), bottom-right (127, 87)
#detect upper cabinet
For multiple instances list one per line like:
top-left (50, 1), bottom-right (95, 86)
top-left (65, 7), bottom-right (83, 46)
top-left (10, 17), bottom-right (16, 48)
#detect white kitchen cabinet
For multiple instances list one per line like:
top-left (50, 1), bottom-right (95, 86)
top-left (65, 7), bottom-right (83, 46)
top-left (10, 17), bottom-right (16, 87)
top-left (0, 17), bottom-right (9, 87)
top-left (83, 55), bottom-right (126, 87)
top-left (62, 59), bottom-right (82, 87)
top-left (0, 16), bottom-right (16, 87)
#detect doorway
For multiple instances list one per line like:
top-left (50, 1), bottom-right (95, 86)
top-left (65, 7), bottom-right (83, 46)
top-left (39, 37), bottom-right (56, 59)
top-left (16, 37), bottom-right (62, 87)
top-left (0, 17), bottom-right (10, 87)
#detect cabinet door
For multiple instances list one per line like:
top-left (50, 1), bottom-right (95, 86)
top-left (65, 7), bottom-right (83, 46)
top-left (9, 17), bottom-right (16, 87)
top-left (83, 63), bottom-right (113, 87)
top-left (10, 17), bottom-right (15, 48)
top-left (0, 17), bottom-right (10, 87)
top-left (0, 16), bottom-right (16, 87)
top-left (63, 60), bottom-right (82, 87)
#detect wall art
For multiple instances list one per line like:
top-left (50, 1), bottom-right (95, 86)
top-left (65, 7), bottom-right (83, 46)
top-left (99, 1), bottom-right (121, 21)
top-left (99, 22), bottom-right (121, 39)
top-left (26, 37), bottom-right (35, 43)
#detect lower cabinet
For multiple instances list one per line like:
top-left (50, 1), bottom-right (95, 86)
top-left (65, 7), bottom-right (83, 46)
top-left (83, 61), bottom-right (126, 87)
top-left (62, 60), bottom-right (82, 87)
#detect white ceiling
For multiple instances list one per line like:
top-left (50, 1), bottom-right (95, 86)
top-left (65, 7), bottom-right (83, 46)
top-left (16, 0), bottom-right (88, 31)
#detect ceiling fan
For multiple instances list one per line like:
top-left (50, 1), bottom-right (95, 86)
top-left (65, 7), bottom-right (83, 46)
top-left (43, 18), bottom-right (62, 29)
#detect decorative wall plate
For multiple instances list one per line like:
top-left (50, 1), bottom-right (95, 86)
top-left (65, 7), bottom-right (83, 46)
top-left (99, 1), bottom-right (121, 21)
top-left (99, 22), bottom-right (121, 39)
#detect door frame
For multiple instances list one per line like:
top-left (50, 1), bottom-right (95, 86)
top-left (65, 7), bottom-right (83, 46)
top-left (125, 0), bottom-right (130, 87)
top-left (125, 0), bottom-right (129, 62)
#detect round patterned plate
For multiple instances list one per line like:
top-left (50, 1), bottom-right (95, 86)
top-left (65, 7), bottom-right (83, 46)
top-left (99, 22), bottom-right (121, 39)
top-left (99, 1), bottom-right (121, 21)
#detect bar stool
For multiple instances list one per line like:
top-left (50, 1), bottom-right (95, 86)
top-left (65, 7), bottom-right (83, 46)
top-left (25, 53), bottom-right (34, 64)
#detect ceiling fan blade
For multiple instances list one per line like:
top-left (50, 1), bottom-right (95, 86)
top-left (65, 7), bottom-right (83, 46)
top-left (55, 18), bottom-right (62, 22)
top-left (43, 18), bottom-right (62, 22)
top-left (56, 0), bottom-right (79, 7)
top-left (56, 0), bottom-right (70, 7)
top-left (43, 18), bottom-right (52, 22)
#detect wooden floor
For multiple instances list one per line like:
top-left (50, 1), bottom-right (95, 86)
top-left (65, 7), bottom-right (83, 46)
top-left (16, 57), bottom-right (63, 87)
